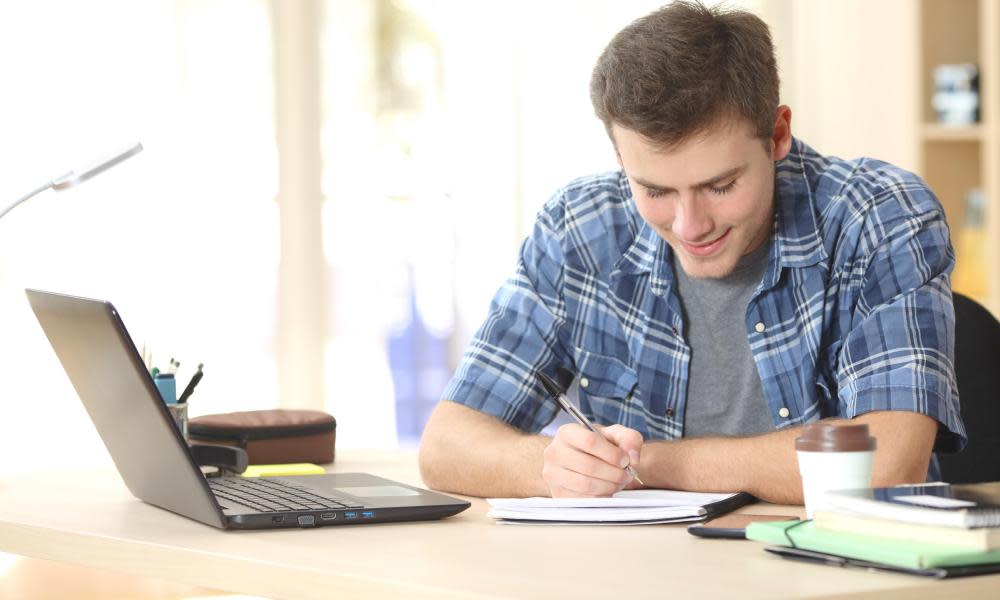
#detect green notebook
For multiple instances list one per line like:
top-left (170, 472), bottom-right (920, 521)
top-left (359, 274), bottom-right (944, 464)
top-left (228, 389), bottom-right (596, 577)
top-left (747, 520), bottom-right (1000, 570)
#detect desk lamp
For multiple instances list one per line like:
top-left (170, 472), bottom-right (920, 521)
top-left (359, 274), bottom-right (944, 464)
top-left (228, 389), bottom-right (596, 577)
top-left (0, 142), bottom-right (143, 222)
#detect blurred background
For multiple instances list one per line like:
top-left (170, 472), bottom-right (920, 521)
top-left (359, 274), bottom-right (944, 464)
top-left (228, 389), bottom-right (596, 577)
top-left (0, 0), bottom-right (996, 477)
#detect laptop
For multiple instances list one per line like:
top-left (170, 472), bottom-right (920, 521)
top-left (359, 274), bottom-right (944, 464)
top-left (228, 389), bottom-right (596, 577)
top-left (26, 289), bottom-right (470, 530)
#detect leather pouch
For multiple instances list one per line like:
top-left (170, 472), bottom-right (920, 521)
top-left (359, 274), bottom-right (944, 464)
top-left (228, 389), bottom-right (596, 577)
top-left (187, 409), bottom-right (336, 464)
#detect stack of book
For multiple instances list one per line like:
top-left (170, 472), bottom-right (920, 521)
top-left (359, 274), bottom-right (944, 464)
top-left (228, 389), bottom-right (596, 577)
top-left (746, 481), bottom-right (1000, 578)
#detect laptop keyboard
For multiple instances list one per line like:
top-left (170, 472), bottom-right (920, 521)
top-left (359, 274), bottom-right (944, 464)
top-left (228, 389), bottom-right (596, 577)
top-left (209, 477), bottom-right (364, 512)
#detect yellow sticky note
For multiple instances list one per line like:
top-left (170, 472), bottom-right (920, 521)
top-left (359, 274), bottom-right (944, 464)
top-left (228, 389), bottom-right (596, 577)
top-left (241, 463), bottom-right (326, 478)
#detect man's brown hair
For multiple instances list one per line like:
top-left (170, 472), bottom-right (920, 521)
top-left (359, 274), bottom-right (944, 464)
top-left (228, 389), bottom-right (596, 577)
top-left (590, 1), bottom-right (779, 148)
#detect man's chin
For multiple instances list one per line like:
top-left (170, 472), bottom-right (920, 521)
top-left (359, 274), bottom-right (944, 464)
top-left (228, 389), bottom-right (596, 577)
top-left (674, 254), bottom-right (738, 280)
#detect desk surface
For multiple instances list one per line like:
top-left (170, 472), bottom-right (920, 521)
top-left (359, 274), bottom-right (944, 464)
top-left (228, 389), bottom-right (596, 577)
top-left (0, 449), bottom-right (996, 600)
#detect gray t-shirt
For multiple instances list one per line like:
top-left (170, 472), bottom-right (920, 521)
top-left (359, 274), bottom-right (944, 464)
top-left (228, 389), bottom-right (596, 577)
top-left (674, 241), bottom-right (775, 438)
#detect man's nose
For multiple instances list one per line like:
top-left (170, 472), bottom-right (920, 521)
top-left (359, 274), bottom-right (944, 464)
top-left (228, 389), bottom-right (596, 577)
top-left (671, 195), bottom-right (715, 242)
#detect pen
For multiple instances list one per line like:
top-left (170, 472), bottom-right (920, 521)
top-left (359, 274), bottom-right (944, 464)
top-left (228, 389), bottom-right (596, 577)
top-left (178, 363), bottom-right (203, 404)
top-left (535, 371), bottom-right (645, 486)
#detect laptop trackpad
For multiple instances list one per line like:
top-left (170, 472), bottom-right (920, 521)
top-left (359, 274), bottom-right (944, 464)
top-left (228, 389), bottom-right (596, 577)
top-left (338, 485), bottom-right (420, 498)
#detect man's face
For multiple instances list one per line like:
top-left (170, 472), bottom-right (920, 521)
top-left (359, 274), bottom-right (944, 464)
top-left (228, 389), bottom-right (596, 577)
top-left (614, 119), bottom-right (782, 280)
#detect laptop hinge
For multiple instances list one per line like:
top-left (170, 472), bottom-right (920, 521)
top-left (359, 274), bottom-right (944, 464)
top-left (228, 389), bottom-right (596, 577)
top-left (190, 443), bottom-right (248, 476)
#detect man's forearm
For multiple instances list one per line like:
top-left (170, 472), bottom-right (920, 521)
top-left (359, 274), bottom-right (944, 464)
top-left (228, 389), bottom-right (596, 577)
top-left (419, 400), bottom-right (551, 498)
top-left (639, 427), bottom-right (805, 504)
top-left (637, 411), bottom-right (938, 504)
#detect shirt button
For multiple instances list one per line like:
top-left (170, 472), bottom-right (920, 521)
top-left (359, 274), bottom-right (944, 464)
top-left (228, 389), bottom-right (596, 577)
top-left (754, 322), bottom-right (766, 333)
top-left (665, 408), bottom-right (676, 417)
top-left (778, 407), bottom-right (790, 418)
top-left (580, 377), bottom-right (590, 389)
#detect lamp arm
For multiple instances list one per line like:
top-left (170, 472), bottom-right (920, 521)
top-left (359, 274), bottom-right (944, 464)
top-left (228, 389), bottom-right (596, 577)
top-left (1, 142), bottom-right (142, 223)
top-left (0, 180), bottom-right (57, 222)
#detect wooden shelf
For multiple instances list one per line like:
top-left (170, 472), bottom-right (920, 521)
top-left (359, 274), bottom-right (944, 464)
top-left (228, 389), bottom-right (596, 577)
top-left (921, 123), bottom-right (984, 141)
top-left (918, 0), bottom-right (999, 316)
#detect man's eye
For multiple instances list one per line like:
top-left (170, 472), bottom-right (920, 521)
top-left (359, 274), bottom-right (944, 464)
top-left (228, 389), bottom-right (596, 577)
top-left (710, 180), bottom-right (737, 195)
top-left (646, 187), bottom-right (667, 198)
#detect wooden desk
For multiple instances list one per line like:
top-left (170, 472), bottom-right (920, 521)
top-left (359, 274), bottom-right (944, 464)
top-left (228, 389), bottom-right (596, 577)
top-left (0, 449), bottom-right (996, 599)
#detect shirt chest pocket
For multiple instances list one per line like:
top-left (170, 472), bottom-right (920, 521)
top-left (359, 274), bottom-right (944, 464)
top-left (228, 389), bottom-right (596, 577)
top-left (571, 347), bottom-right (639, 425)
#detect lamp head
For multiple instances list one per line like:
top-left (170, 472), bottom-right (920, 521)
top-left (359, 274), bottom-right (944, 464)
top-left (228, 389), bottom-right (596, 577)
top-left (51, 142), bottom-right (144, 190)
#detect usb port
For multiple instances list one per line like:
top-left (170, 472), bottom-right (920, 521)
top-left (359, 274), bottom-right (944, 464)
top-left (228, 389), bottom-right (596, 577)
top-left (361, 511), bottom-right (375, 519)
top-left (320, 512), bottom-right (337, 521)
top-left (344, 511), bottom-right (358, 519)
top-left (271, 516), bottom-right (284, 523)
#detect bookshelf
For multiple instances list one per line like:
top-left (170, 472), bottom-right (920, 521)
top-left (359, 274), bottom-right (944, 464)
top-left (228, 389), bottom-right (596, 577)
top-left (918, 0), bottom-right (1000, 314)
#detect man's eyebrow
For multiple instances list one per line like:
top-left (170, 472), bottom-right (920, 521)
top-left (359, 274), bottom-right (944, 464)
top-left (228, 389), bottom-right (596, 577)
top-left (633, 164), bottom-right (748, 192)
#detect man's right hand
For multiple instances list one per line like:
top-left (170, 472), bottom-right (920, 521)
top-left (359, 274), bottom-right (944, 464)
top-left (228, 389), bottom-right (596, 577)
top-left (542, 423), bottom-right (644, 497)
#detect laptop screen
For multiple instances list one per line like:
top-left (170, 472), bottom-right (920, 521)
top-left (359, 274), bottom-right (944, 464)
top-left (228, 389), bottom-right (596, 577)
top-left (27, 289), bottom-right (225, 528)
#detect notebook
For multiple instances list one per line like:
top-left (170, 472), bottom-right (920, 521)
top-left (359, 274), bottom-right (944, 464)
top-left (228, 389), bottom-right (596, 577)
top-left (747, 520), bottom-right (1000, 577)
top-left (26, 289), bottom-right (470, 530)
top-left (763, 546), bottom-right (1000, 579)
top-left (812, 509), bottom-right (1000, 550)
top-left (821, 482), bottom-right (1000, 528)
top-left (487, 489), bottom-right (754, 524)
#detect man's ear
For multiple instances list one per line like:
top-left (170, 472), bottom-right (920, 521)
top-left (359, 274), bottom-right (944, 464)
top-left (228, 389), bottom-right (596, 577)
top-left (771, 105), bottom-right (793, 161)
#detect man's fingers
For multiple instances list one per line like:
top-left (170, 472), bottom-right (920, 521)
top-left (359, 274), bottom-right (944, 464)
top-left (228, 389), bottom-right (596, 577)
top-left (542, 424), bottom-right (638, 497)
top-left (543, 440), bottom-right (632, 487)
top-left (601, 424), bottom-right (644, 466)
top-left (557, 424), bottom-right (631, 468)
top-left (548, 482), bottom-right (604, 499)
top-left (543, 462), bottom-right (624, 497)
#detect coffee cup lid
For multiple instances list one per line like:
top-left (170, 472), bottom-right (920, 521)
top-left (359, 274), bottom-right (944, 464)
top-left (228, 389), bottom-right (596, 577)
top-left (794, 422), bottom-right (876, 452)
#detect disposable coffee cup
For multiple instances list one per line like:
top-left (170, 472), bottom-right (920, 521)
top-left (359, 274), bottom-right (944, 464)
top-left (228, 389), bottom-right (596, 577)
top-left (795, 423), bottom-right (876, 518)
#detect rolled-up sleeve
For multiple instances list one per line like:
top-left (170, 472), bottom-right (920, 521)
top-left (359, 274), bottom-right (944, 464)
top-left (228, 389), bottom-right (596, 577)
top-left (837, 183), bottom-right (966, 452)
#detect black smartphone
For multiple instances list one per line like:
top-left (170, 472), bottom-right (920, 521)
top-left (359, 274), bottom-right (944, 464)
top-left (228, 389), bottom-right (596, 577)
top-left (687, 514), bottom-right (799, 539)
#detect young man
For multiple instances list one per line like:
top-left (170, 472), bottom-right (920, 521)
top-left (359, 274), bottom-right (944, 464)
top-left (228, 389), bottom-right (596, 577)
top-left (419, 1), bottom-right (965, 503)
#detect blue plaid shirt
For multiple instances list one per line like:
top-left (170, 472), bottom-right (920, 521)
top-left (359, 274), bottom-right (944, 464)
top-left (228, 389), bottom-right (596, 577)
top-left (443, 138), bottom-right (966, 455)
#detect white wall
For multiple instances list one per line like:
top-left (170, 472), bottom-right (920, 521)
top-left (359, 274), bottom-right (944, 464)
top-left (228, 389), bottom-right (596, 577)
top-left (762, 0), bottom-right (920, 171)
top-left (0, 0), bottom-right (280, 473)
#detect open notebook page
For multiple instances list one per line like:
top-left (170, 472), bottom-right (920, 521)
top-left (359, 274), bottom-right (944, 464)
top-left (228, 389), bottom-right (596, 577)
top-left (487, 489), bottom-right (750, 524)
